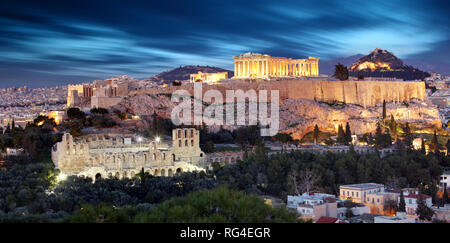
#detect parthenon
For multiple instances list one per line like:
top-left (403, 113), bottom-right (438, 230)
top-left (233, 52), bottom-right (319, 79)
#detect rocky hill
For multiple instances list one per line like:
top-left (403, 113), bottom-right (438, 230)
top-left (280, 98), bottom-right (440, 139)
top-left (348, 48), bottom-right (429, 80)
top-left (148, 65), bottom-right (233, 84)
top-left (113, 92), bottom-right (441, 139)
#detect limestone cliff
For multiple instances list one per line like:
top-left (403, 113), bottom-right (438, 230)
top-left (280, 98), bottom-right (441, 140)
top-left (114, 92), bottom-right (441, 139)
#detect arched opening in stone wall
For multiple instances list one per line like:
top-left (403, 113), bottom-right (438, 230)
top-left (95, 173), bottom-right (102, 180)
top-left (108, 172), bottom-right (113, 178)
top-left (161, 169), bottom-right (166, 177)
top-left (154, 169), bottom-right (160, 176)
top-left (185, 140), bottom-right (188, 146)
top-left (176, 168), bottom-right (182, 176)
top-left (168, 169), bottom-right (173, 177)
top-left (200, 153), bottom-right (203, 157)
top-left (172, 154), bottom-right (176, 161)
top-left (115, 172), bottom-right (120, 179)
top-left (153, 153), bottom-right (156, 160)
top-left (191, 140), bottom-right (194, 146)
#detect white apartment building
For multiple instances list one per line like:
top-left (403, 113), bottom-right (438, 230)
top-left (402, 192), bottom-right (433, 217)
top-left (339, 183), bottom-right (385, 203)
top-left (287, 192), bottom-right (338, 221)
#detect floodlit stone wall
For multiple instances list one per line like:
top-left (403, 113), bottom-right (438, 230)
top-left (136, 79), bottom-right (426, 107)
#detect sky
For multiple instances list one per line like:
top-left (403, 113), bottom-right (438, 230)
top-left (0, 0), bottom-right (449, 87)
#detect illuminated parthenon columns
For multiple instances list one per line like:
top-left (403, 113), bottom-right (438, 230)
top-left (232, 53), bottom-right (319, 79)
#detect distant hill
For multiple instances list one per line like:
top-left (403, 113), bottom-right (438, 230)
top-left (320, 50), bottom-right (450, 77)
top-left (348, 48), bottom-right (430, 80)
top-left (149, 65), bottom-right (233, 84)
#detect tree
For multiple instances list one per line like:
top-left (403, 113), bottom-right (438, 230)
top-left (443, 188), bottom-right (449, 206)
top-left (446, 139), bottom-right (450, 155)
top-left (415, 192), bottom-right (434, 221)
top-left (389, 115), bottom-right (398, 142)
top-left (337, 124), bottom-right (347, 145)
top-left (402, 122), bottom-right (413, 149)
top-left (333, 63), bottom-right (349, 81)
top-left (313, 125), bottom-right (320, 144)
top-left (90, 108), bottom-right (108, 114)
top-left (69, 125), bottom-right (82, 137)
top-left (289, 169), bottom-right (321, 195)
top-left (368, 133), bottom-right (374, 145)
top-left (132, 186), bottom-right (299, 223)
top-left (67, 107), bottom-right (86, 121)
top-left (398, 191), bottom-right (406, 212)
top-left (431, 129), bottom-right (439, 153)
top-left (420, 137), bottom-right (426, 154)
top-left (384, 199), bottom-right (398, 216)
top-left (63, 203), bottom-right (130, 223)
top-left (357, 72), bottom-right (364, 80)
top-left (345, 122), bottom-right (352, 145)
top-left (386, 176), bottom-right (401, 190)
top-left (274, 133), bottom-right (293, 144)
top-left (382, 100), bottom-right (387, 120)
top-left (374, 123), bottom-right (383, 147)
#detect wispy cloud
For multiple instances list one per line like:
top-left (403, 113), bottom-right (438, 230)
top-left (0, 0), bottom-right (449, 87)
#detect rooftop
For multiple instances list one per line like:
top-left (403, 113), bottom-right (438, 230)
top-left (340, 183), bottom-right (384, 190)
top-left (316, 216), bottom-right (340, 223)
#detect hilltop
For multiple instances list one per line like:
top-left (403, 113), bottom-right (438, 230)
top-left (320, 49), bottom-right (449, 76)
top-left (148, 65), bottom-right (233, 84)
top-left (348, 48), bottom-right (429, 80)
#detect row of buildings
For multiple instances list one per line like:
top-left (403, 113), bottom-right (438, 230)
top-left (0, 86), bottom-right (67, 129)
top-left (67, 75), bottom-right (133, 109)
top-left (287, 183), bottom-right (449, 223)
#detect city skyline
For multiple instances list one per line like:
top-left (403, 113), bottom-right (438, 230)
top-left (1, 0), bottom-right (450, 87)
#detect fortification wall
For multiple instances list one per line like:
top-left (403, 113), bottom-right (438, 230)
top-left (134, 79), bottom-right (426, 107)
top-left (91, 96), bottom-right (124, 109)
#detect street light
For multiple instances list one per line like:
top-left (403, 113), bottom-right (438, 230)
top-left (155, 136), bottom-right (160, 143)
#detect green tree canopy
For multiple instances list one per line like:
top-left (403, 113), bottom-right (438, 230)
top-left (333, 63), bottom-right (349, 81)
top-left (133, 186), bottom-right (300, 223)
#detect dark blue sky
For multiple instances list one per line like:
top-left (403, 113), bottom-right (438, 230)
top-left (1, 0), bottom-right (449, 87)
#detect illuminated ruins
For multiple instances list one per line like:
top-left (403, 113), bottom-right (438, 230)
top-left (232, 52), bottom-right (319, 79)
